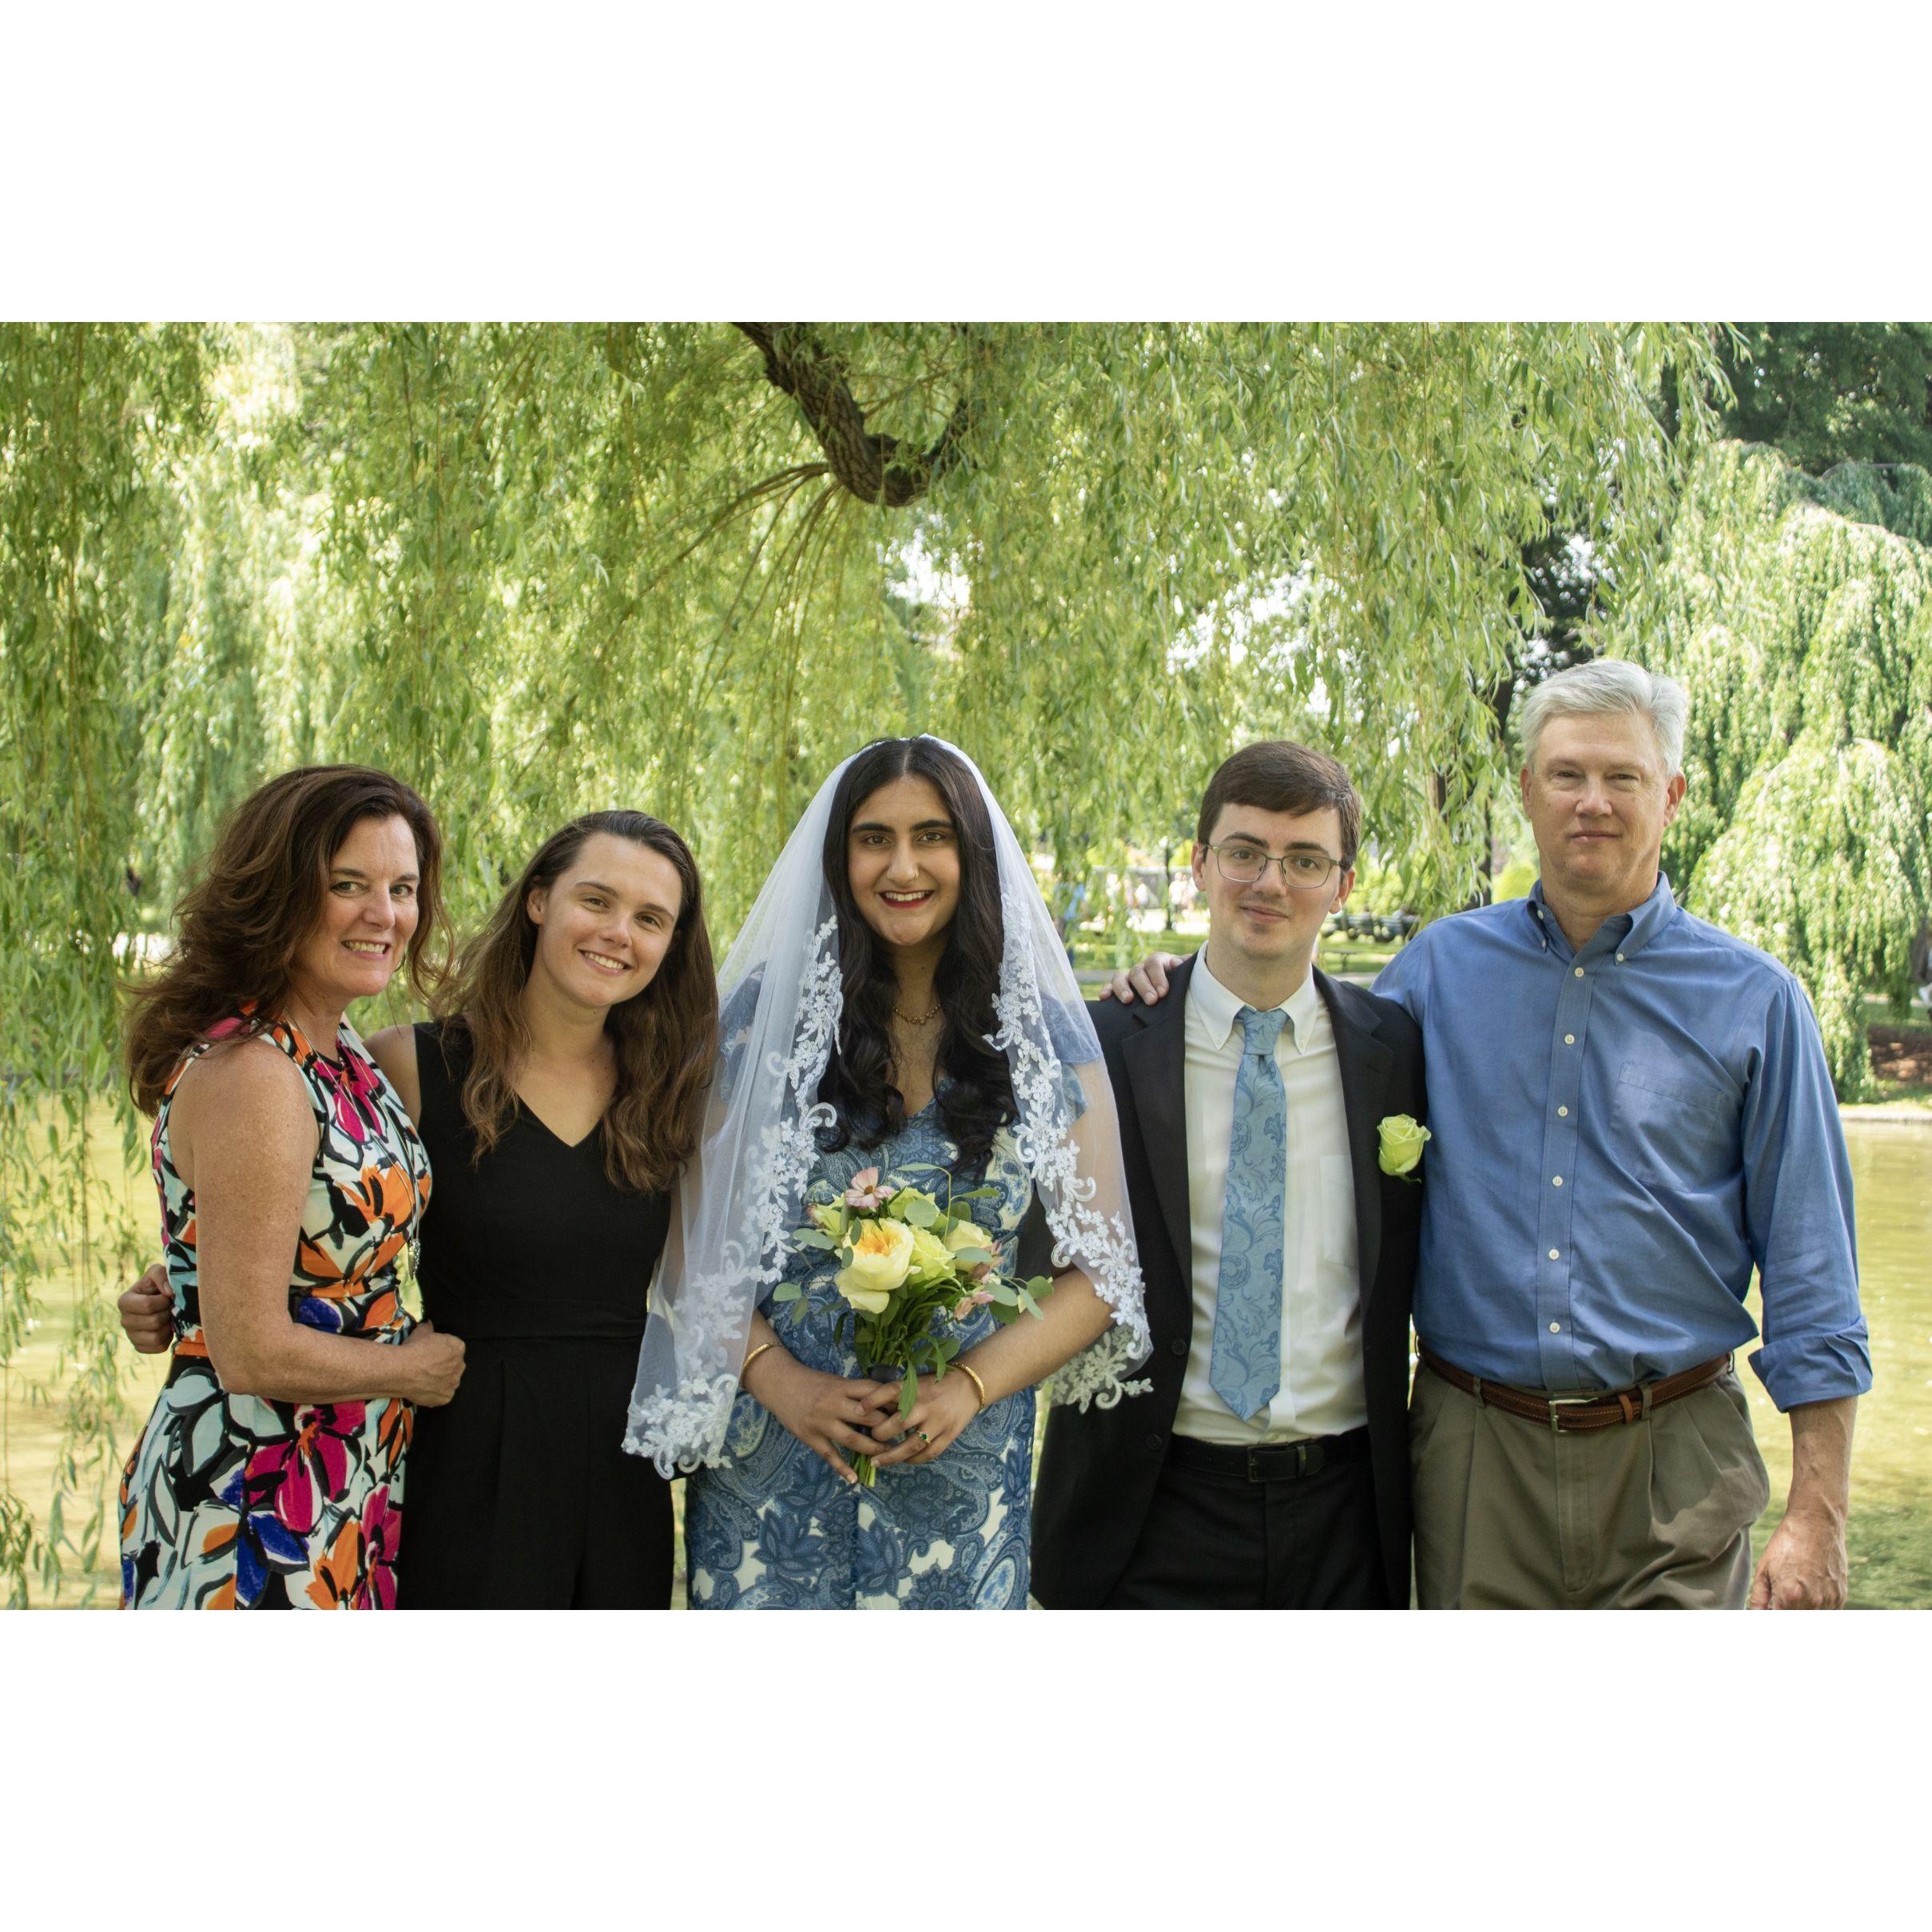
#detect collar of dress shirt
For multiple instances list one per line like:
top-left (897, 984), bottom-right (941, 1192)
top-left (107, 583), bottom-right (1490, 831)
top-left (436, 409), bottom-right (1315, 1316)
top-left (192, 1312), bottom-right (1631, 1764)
top-left (1189, 948), bottom-right (1322, 1054)
top-left (1523, 870), bottom-right (1679, 964)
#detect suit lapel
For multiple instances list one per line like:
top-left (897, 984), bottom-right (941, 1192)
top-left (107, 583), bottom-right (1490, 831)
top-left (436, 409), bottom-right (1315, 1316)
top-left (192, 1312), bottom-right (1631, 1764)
top-left (1318, 968), bottom-right (1393, 1307)
top-left (1119, 955), bottom-right (1196, 1287)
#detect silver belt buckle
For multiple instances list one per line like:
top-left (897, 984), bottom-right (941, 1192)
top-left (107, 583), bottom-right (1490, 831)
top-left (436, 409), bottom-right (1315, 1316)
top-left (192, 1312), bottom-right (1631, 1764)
top-left (1546, 1392), bottom-right (1599, 1434)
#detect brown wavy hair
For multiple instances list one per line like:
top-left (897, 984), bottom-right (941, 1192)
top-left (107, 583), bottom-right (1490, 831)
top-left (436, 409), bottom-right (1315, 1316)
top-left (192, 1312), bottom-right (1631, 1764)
top-left (432, 811), bottom-right (717, 1195)
top-left (125, 765), bottom-right (450, 1114)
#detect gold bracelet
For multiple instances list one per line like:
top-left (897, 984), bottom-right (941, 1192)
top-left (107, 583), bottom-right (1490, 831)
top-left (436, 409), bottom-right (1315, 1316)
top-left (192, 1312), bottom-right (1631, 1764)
top-left (740, 1342), bottom-right (775, 1388)
top-left (956, 1360), bottom-right (988, 1412)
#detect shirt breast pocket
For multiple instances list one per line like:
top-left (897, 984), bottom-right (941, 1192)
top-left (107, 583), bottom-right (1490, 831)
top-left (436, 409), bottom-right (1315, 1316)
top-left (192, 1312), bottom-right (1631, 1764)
top-left (1612, 1060), bottom-right (1736, 1188)
top-left (1320, 1153), bottom-right (1359, 1270)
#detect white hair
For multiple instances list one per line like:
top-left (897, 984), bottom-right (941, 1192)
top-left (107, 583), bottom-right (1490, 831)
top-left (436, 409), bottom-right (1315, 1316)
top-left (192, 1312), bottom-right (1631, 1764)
top-left (1518, 658), bottom-right (1688, 777)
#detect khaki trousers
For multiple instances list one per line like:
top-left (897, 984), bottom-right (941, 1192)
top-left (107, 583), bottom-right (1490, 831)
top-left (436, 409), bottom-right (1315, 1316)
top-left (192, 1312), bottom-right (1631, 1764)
top-left (1410, 1361), bottom-right (1771, 1609)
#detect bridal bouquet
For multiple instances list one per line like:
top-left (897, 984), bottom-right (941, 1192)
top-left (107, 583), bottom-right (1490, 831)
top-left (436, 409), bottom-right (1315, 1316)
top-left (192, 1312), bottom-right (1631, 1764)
top-left (781, 1163), bottom-right (1052, 1486)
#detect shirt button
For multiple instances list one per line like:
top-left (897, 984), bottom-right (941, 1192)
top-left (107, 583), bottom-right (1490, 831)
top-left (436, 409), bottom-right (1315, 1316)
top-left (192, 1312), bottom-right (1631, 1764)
top-left (1145, 1433), bottom-right (1164, 1452)
top-left (1573, 966), bottom-right (1584, 978)
top-left (1549, 1322), bottom-right (1562, 1334)
top-left (1616, 952), bottom-right (1625, 963)
top-left (1552, 1175), bottom-right (1563, 1187)
top-left (1169, 1338), bottom-right (1188, 1357)
top-left (1557, 1105), bottom-right (1569, 1117)
top-left (1548, 1249), bottom-right (1560, 1260)
top-left (1564, 1034), bottom-right (1576, 1045)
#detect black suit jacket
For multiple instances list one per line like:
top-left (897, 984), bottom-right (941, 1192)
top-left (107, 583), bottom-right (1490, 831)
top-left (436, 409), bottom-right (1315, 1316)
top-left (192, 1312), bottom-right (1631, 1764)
top-left (1032, 956), bottom-right (1425, 1608)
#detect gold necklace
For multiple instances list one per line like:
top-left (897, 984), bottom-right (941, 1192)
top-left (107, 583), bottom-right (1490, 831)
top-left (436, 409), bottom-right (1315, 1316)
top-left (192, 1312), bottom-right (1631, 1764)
top-left (892, 998), bottom-right (942, 1027)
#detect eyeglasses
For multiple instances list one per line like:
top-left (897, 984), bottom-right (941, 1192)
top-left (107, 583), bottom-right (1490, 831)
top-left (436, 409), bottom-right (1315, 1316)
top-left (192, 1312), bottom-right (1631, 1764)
top-left (1207, 842), bottom-right (1345, 890)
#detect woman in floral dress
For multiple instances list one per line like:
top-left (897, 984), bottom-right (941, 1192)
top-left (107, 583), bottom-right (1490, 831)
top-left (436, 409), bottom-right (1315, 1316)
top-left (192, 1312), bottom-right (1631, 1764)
top-left (119, 766), bottom-right (464, 1609)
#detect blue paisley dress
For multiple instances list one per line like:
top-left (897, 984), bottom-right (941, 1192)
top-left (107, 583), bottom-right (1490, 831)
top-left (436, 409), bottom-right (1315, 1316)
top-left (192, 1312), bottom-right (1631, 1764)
top-left (684, 1091), bottom-right (1043, 1612)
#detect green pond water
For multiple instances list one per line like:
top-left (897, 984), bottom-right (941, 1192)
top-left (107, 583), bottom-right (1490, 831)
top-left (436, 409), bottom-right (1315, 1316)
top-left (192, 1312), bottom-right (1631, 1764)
top-left (6, 1117), bottom-right (1929, 1607)
top-left (1745, 1119), bottom-right (1932, 1608)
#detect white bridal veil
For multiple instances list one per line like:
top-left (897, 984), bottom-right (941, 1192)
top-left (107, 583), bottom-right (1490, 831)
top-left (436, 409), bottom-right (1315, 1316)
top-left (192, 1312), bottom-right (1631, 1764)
top-left (624, 737), bottom-right (1151, 1475)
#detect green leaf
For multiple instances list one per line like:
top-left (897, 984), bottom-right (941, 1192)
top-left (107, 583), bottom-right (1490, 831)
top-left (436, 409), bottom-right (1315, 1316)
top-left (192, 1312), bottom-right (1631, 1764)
top-left (897, 1374), bottom-right (919, 1418)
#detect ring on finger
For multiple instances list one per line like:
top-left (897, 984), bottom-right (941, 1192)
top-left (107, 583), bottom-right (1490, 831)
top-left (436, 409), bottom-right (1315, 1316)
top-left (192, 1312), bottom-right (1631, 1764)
top-left (917, 1429), bottom-right (930, 1445)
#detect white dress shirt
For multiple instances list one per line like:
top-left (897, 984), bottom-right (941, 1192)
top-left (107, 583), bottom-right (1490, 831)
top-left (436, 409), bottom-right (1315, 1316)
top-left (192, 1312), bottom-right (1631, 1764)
top-left (1172, 953), bottom-right (1369, 1445)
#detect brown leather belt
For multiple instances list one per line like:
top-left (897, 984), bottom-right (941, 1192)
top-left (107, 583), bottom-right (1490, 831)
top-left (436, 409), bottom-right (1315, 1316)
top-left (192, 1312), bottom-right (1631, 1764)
top-left (1418, 1346), bottom-right (1730, 1433)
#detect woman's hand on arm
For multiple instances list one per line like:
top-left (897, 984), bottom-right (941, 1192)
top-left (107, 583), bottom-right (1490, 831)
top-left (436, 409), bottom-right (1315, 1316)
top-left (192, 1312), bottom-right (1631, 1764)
top-left (173, 1043), bottom-right (463, 1408)
top-left (868, 1266), bottom-right (1115, 1468)
top-left (117, 1261), bottom-right (175, 1353)
top-left (737, 1310), bottom-right (896, 1487)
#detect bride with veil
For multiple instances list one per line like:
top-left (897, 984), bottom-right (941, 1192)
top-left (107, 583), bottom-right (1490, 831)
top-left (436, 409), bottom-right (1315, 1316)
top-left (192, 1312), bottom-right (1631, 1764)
top-left (626, 735), bottom-right (1150, 1608)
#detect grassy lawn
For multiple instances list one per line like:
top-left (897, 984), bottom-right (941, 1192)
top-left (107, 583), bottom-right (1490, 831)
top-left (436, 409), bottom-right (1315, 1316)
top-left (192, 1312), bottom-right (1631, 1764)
top-left (1862, 996), bottom-right (1932, 1108)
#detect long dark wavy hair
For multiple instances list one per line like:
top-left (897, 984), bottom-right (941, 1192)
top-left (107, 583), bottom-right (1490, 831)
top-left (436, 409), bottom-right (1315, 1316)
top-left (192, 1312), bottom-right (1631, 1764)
top-left (125, 765), bottom-right (450, 1114)
top-left (816, 737), bottom-right (1014, 1165)
top-left (432, 811), bottom-right (717, 1195)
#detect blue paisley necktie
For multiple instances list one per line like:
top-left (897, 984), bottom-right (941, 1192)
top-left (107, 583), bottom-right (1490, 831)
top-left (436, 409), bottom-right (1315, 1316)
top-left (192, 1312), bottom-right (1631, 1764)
top-left (1209, 1003), bottom-right (1290, 1421)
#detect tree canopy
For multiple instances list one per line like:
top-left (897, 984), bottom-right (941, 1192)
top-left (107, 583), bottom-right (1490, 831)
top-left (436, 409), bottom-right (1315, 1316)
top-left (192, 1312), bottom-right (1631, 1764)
top-left (1610, 439), bottom-right (1932, 1091)
top-left (1714, 324), bottom-right (1932, 475)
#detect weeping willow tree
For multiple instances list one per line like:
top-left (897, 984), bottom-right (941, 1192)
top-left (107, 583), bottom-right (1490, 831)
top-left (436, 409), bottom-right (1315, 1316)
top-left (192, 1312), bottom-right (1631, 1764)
top-left (0, 320), bottom-right (1724, 1602)
top-left (1607, 440), bottom-right (1932, 1093)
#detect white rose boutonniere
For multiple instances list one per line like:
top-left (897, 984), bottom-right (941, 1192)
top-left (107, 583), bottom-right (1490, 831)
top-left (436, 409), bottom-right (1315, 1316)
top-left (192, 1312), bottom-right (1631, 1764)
top-left (1377, 1113), bottom-right (1430, 1181)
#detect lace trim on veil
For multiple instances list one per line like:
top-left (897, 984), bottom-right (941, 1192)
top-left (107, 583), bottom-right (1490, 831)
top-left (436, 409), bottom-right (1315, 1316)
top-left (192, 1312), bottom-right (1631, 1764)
top-left (623, 917), bottom-right (841, 1473)
top-left (992, 885), bottom-right (1151, 1409)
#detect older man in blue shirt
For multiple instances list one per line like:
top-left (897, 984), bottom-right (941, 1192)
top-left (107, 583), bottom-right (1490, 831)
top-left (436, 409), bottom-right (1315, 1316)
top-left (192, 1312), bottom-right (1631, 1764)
top-left (1373, 659), bottom-right (1866, 1608)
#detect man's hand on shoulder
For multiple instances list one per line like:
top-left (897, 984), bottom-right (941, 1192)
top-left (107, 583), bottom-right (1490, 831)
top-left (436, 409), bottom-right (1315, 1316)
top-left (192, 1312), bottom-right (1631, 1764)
top-left (1100, 952), bottom-right (1184, 1005)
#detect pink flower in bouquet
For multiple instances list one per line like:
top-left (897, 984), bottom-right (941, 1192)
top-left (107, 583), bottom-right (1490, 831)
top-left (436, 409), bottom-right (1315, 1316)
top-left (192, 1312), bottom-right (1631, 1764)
top-left (950, 1287), bottom-right (997, 1322)
top-left (844, 1167), bottom-right (886, 1212)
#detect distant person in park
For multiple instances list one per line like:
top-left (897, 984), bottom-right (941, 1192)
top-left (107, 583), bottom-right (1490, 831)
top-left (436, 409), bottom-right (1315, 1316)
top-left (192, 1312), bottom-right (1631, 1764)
top-left (118, 766), bottom-right (463, 1609)
top-left (1110, 660), bottom-right (1870, 1608)
top-left (626, 735), bottom-right (1150, 1608)
top-left (123, 809), bottom-right (716, 1609)
top-left (1038, 741), bottom-right (1425, 1608)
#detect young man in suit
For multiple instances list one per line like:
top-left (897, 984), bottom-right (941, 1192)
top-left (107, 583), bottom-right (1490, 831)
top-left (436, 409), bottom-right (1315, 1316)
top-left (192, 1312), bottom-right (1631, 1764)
top-left (1032, 742), bottom-right (1425, 1609)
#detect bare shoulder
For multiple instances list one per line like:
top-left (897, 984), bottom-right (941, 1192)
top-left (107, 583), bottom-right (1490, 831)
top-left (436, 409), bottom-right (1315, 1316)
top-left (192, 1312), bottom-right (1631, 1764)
top-left (363, 1023), bottom-right (423, 1122)
top-left (173, 1033), bottom-right (306, 1111)
top-left (169, 1036), bottom-right (316, 1187)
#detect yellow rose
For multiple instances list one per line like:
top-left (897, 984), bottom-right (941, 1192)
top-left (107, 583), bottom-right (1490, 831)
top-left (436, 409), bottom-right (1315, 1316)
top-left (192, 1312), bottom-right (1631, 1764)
top-left (905, 1224), bottom-right (956, 1286)
top-left (885, 1186), bottom-right (940, 1224)
top-left (834, 1217), bottom-right (916, 1314)
top-left (943, 1218), bottom-right (994, 1259)
top-left (1377, 1113), bottom-right (1431, 1178)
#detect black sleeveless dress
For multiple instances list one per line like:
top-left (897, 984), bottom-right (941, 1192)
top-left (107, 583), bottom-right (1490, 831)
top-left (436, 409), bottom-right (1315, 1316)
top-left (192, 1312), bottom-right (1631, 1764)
top-left (399, 1020), bottom-right (674, 1608)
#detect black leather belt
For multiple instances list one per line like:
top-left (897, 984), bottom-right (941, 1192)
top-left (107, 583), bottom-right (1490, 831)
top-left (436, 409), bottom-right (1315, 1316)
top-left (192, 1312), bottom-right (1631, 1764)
top-left (1169, 1426), bottom-right (1371, 1483)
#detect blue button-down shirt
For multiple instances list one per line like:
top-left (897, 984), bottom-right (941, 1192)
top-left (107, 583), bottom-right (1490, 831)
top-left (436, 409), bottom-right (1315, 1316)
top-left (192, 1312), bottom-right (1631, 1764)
top-left (1373, 874), bottom-right (1870, 1410)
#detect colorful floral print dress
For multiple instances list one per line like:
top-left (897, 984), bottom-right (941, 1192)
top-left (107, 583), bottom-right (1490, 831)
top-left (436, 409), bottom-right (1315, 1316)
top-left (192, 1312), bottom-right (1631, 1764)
top-left (119, 1015), bottom-right (431, 1610)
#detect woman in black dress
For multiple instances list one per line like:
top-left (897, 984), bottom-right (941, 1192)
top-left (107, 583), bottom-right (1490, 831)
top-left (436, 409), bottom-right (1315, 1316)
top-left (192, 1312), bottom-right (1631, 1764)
top-left (123, 809), bottom-right (717, 1608)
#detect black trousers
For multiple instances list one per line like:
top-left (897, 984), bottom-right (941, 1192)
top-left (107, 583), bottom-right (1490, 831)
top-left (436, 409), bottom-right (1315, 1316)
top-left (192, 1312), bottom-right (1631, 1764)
top-left (400, 1336), bottom-right (674, 1609)
top-left (1104, 1429), bottom-right (1391, 1609)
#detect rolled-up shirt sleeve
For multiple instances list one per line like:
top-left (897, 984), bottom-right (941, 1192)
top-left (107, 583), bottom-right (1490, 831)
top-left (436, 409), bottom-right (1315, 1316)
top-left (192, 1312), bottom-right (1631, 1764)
top-left (1739, 974), bottom-right (1872, 1410)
